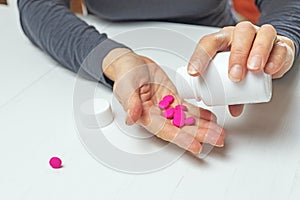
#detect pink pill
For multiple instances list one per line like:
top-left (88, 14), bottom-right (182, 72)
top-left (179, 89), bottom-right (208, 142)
top-left (164, 108), bottom-right (175, 119)
top-left (172, 109), bottom-right (186, 128)
top-left (185, 117), bottom-right (196, 126)
top-left (49, 157), bottom-right (62, 169)
top-left (163, 95), bottom-right (175, 104)
top-left (158, 100), bottom-right (170, 109)
top-left (175, 104), bottom-right (188, 111)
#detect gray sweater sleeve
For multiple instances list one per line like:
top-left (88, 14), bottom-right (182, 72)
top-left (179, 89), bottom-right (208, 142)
top-left (18, 0), bottom-right (299, 86)
top-left (256, 0), bottom-right (300, 57)
top-left (17, 0), bottom-right (128, 88)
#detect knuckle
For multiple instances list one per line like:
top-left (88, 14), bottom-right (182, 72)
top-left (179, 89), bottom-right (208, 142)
top-left (236, 21), bottom-right (255, 30)
top-left (276, 42), bottom-right (288, 52)
top-left (213, 33), bottom-right (225, 44)
top-left (231, 48), bottom-right (249, 57)
top-left (221, 26), bottom-right (234, 32)
top-left (199, 33), bottom-right (215, 44)
top-left (261, 24), bottom-right (277, 35)
top-left (198, 33), bottom-right (226, 51)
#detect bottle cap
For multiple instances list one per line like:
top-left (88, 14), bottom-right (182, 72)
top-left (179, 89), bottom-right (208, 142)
top-left (80, 98), bottom-right (114, 128)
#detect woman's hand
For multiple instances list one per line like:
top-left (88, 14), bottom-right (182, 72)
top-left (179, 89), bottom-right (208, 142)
top-left (102, 48), bottom-right (226, 154)
top-left (187, 21), bottom-right (296, 116)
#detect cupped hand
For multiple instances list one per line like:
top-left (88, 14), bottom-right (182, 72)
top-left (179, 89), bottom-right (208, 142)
top-left (102, 48), bottom-right (226, 154)
top-left (187, 21), bottom-right (296, 116)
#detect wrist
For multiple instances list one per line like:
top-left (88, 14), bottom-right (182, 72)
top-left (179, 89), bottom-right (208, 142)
top-left (102, 48), bottom-right (133, 81)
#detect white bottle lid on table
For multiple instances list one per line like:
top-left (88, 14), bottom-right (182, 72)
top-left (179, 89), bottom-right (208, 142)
top-left (80, 98), bottom-right (114, 128)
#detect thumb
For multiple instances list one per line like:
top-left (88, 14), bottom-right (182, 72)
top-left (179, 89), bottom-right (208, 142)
top-left (187, 44), bottom-right (212, 77)
top-left (188, 28), bottom-right (233, 76)
top-left (125, 90), bottom-right (143, 125)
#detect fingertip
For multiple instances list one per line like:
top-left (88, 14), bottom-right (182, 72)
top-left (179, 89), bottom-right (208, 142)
top-left (125, 115), bottom-right (134, 125)
top-left (228, 64), bottom-right (243, 82)
top-left (201, 109), bottom-right (217, 122)
top-left (126, 103), bottom-right (143, 125)
top-left (125, 110), bottom-right (135, 125)
top-left (189, 142), bottom-right (203, 154)
top-left (228, 104), bottom-right (244, 117)
top-left (187, 65), bottom-right (200, 76)
top-left (215, 135), bottom-right (225, 147)
top-left (247, 55), bottom-right (262, 71)
top-left (187, 61), bottom-right (200, 76)
top-left (211, 113), bottom-right (218, 123)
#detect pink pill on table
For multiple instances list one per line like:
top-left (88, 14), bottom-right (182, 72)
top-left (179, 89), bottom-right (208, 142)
top-left (163, 95), bottom-right (175, 104)
top-left (185, 117), bottom-right (196, 126)
top-left (175, 104), bottom-right (188, 111)
top-left (164, 107), bottom-right (175, 119)
top-left (158, 100), bottom-right (170, 109)
top-left (172, 109), bottom-right (186, 128)
top-left (49, 157), bottom-right (62, 169)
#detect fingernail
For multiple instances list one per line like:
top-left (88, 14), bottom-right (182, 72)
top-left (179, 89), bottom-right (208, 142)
top-left (265, 62), bottom-right (274, 73)
top-left (248, 55), bottom-right (262, 70)
top-left (216, 137), bottom-right (224, 147)
top-left (229, 64), bottom-right (243, 82)
top-left (188, 65), bottom-right (199, 75)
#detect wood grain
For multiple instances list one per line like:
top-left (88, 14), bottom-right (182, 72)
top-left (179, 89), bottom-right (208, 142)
top-left (0, 0), bottom-right (7, 5)
top-left (70, 0), bottom-right (83, 14)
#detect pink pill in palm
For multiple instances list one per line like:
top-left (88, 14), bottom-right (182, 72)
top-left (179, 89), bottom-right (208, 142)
top-left (163, 95), bottom-right (175, 104)
top-left (175, 104), bottom-right (188, 111)
top-left (49, 157), bottom-right (62, 169)
top-left (172, 109), bottom-right (186, 128)
top-left (164, 107), bottom-right (175, 119)
top-left (158, 100), bottom-right (170, 109)
top-left (185, 117), bottom-right (196, 126)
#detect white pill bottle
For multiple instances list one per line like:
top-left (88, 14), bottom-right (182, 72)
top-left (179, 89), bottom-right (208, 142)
top-left (175, 52), bottom-right (272, 106)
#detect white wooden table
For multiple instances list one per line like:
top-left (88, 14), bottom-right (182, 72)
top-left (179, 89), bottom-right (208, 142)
top-left (1, 2), bottom-right (300, 200)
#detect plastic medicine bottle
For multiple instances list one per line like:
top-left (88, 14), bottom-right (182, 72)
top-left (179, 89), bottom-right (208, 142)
top-left (175, 52), bottom-right (272, 106)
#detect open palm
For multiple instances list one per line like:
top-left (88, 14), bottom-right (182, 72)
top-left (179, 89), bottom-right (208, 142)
top-left (111, 53), bottom-right (226, 154)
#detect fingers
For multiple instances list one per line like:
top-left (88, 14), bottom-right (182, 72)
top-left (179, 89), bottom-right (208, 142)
top-left (228, 22), bottom-right (257, 82)
top-left (189, 21), bottom-right (295, 84)
top-left (265, 36), bottom-right (295, 79)
top-left (167, 129), bottom-right (203, 154)
top-left (247, 24), bottom-right (277, 72)
top-left (140, 105), bottom-right (226, 154)
top-left (264, 42), bottom-right (288, 75)
top-left (142, 112), bottom-right (202, 154)
top-left (182, 121), bottom-right (226, 147)
top-left (188, 27), bottom-right (233, 76)
top-left (183, 101), bottom-right (217, 122)
top-left (182, 102), bottom-right (225, 146)
top-left (228, 104), bottom-right (244, 117)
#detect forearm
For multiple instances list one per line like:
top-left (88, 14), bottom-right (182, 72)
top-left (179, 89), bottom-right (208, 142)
top-left (256, 0), bottom-right (300, 58)
top-left (17, 0), bottom-right (128, 88)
